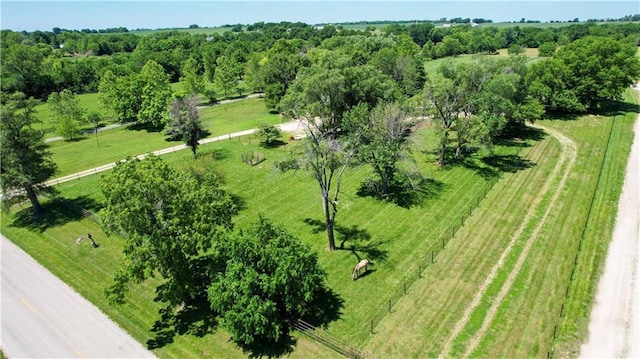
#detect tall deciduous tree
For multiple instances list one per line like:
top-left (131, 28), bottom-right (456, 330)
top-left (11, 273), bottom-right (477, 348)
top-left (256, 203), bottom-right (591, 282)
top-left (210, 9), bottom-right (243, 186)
top-left (423, 75), bottom-right (459, 166)
top-left (165, 94), bottom-right (203, 157)
top-left (98, 61), bottom-right (172, 127)
top-left (181, 57), bottom-right (205, 96)
top-left (214, 55), bottom-right (239, 99)
top-left (209, 217), bottom-right (326, 346)
top-left (138, 60), bottom-right (172, 128)
top-left (355, 102), bottom-right (412, 195)
top-left (1, 93), bottom-right (57, 217)
top-left (100, 155), bottom-right (237, 306)
top-left (262, 39), bottom-right (303, 109)
top-left (98, 70), bottom-right (141, 123)
top-left (47, 89), bottom-right (86, 140)
top-left (297, 118), bottom-right (355, 251)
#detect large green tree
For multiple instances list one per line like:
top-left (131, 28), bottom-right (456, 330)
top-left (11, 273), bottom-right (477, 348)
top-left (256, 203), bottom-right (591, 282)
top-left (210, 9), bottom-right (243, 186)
top-left (137, 60), bottom-right (172, 128)
top-left (553, 36), bottom-right (640, 109)
top-left (1, 93), bottom-right (57, 217)
top-left (47, 89), bottom-right (86, 140)
top-left (180, 57), bottom-right (205, 96)
top-left (100, 155), bottom-right (238, 306)
top-left (214, 55), bottom-right (239, 99)
top-left (261, 39), bottom-right (304, 109)
top-left (98, 60), bottom-right (172, 127)
top-left (209, 217), bottom-right (326, 346)
top-left (98, 70), bottom-right (142, 123)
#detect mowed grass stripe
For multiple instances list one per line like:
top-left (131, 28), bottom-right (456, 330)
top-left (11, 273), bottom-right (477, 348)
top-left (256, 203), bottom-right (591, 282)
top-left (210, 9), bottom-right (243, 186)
top-left (468, 115), bottom-right (620, 357)
top-left (437, 135), bottom-right (562, 356)
top-left (455, 126), bottom-right (578, 358)
top-left (361, 132), bottom-right (561, 357)
top-left (445, 127), bottom-right (570, 357)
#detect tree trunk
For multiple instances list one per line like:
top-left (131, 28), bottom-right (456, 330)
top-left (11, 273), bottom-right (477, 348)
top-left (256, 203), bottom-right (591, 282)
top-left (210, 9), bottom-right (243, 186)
top-left (24, 184), bottom-right (42, 218)
top-left (322, 195), bottom-right (336, 251)
top-left (439, 132), bottom-right (448, 167)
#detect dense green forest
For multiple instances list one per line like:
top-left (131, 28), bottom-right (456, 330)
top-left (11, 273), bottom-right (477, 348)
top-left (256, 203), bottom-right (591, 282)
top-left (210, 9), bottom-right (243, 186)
top-left (2, 20), bottom-right (639, 100)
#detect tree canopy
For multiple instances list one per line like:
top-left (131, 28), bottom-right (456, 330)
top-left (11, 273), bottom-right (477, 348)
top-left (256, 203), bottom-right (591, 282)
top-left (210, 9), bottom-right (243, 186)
top-left (100, 155), bottom-right (238, 306)
top-left (209, 217), bottom-right (326, 346)
top-left (1, 93), bottom-right (57, 217)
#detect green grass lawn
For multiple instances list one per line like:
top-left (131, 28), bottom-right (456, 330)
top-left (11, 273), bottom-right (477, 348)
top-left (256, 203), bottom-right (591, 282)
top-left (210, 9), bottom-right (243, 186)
top-left (2, 116), bottom-right (519, 358)
top-left (48, 97), bottom-right (282, 177)
top-left (3, 88), bottom-right (637, 357)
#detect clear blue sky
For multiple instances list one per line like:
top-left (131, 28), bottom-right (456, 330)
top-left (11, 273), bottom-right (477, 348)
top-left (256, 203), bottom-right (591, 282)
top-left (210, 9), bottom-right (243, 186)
top-left (1, 1), bottom-right (638, 32)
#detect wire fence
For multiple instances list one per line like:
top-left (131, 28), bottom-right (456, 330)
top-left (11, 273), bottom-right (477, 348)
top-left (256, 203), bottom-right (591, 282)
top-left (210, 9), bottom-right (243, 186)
top-left (355, 145), bottom-right (525, 342)
top-left (293, 319), bottom-right (373, 359)
top-left (546, 115), bottom-right (617, 359)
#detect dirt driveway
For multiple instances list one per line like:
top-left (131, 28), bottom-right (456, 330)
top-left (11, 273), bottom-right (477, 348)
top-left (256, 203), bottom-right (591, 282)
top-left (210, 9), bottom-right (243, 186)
top-left (580, 87), bottom-right (640, 358)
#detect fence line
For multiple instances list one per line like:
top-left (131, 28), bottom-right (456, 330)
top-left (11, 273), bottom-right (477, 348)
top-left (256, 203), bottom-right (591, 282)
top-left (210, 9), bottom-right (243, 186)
top-left (546, 115), bottom-right (617, 358)
top-left (293, 319), bottom-right (373, 359)
top-left (359, 145), bottom-right (523, 341)
top-left (59, 199), bottom-right (100, 224)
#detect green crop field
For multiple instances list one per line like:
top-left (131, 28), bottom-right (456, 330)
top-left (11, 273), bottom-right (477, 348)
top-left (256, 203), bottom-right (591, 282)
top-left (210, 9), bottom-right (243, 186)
top-left (2, 87), bottom-right (637, 358)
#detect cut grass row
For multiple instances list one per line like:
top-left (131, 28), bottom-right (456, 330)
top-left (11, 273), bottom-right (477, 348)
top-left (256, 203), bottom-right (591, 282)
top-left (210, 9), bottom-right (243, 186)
top-left (2, 116), bottom-right (519, 357)
top-left (360, 90), bottom-right (638, 358)
top-left (4, 91), bottom-right (635, 357)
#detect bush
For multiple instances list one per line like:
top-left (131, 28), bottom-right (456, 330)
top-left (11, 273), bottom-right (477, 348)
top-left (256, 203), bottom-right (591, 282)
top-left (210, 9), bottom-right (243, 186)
top-left (256, 122), bottom-right (282, 146)
top-left (508, 44), bottom-right (524, 55)
top-left (538, 42), bottom-right (557, 57)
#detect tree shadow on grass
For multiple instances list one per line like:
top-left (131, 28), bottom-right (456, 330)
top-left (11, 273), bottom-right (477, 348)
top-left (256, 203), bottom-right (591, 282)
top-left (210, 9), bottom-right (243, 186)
top-left (545, 99), bottom-right (640, 120)
top-left (303, 219), bottom-right (388, 262)
top-left (164, 129), bottom-right (212, 142)
top-left (147, 298), bottom-right (218, 350)
top-left (300, 286), bottom-right (344, 329)
top-left (259, 139), bottom-right (287, 148)
top-left (10, 197), bottom-right (101, 233)
top-left (482, 154), bottom-right (535, 173)
top-left (356, 174), bottom-right (444, 209)
top-left (237, 334), bottom-right (297, 359)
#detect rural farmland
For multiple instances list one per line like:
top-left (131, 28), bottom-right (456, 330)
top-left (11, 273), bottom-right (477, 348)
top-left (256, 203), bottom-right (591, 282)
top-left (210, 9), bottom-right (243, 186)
top-left (1, 8), bottom-right (640, 359)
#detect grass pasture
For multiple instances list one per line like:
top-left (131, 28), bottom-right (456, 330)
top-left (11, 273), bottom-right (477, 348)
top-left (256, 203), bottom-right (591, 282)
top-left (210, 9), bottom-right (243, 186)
top-left (1, 89), bottom-right (637, 358)
top-left (361, 90), bottom-right (638, 358)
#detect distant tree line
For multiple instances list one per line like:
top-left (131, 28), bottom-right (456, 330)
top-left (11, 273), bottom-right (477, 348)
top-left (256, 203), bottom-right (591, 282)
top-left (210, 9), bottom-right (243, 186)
top-left (2, 20), bottom-right (638, 100)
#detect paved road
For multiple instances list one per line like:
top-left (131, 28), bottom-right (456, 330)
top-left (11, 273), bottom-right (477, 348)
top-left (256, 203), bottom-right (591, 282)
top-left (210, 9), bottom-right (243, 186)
top-left (0, 234), bottom-right (156, 358)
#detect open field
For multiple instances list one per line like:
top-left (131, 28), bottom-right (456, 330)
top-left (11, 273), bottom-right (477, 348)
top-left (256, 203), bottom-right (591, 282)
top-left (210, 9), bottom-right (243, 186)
top-left (2, 89), bottom-right (637, 358)
top-left (423, 48), bottom-right (539, 76)
top-left (130, 26), bottom-right (238, 36)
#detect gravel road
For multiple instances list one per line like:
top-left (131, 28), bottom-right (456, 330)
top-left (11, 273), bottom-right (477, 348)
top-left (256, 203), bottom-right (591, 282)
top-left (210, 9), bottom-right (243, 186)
top-left (580, 101), bottom-right (640, 358)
